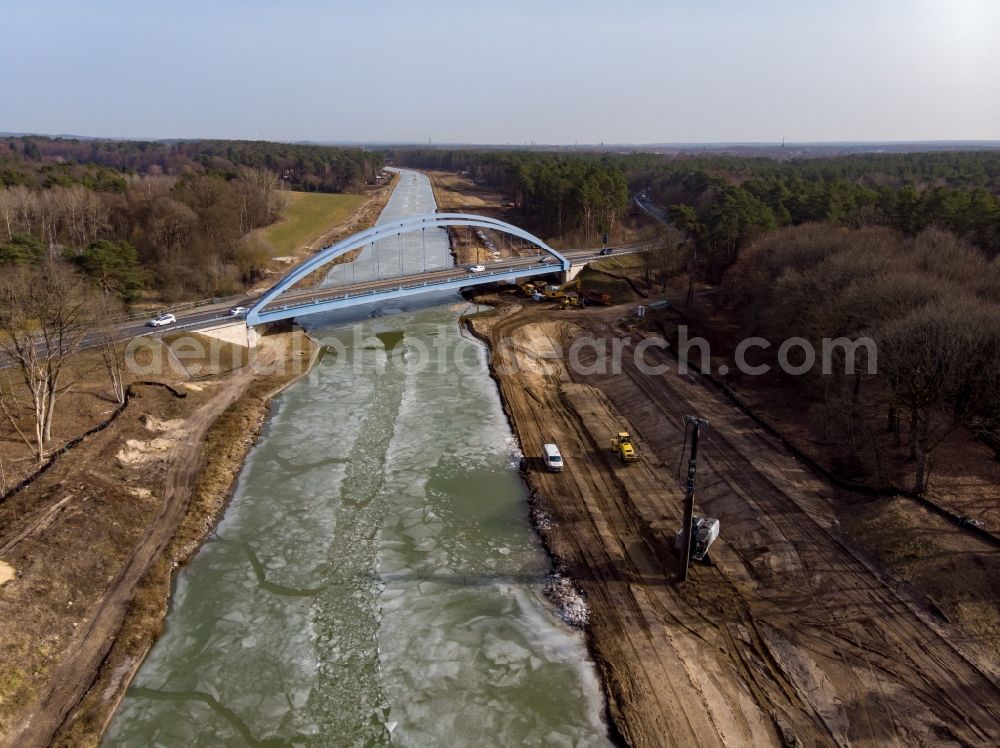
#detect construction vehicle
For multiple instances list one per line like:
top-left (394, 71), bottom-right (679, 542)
top-left (610, 431), bottom-right (639, 462)
top-left (560, 294), bottom-right (582, 310)
top-left (674, 516), bottom-right (720, 561)
top-left (542, 277), bottom-right (581, 300)
top-left (675, 416), bottom-right (721, 577)
top-left (521, 281), bottom-right (556, 298)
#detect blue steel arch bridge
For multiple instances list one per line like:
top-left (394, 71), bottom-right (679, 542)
top-left (245, 213), bottom-right (642, 326)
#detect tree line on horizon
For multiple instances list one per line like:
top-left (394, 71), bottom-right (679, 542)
top-left (624, 150), bottom-right (1000, 281)
top-left (394, 147), bottom-right (1000, 272)
top-left (0, 137), bottom-right (387, 301)
top-left (392, 149), bottom-right (631, 242)
top-left (1, 136), bottom-right (384, 193)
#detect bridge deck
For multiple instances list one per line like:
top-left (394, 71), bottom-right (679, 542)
top-left (248, 242), bottom-right (654, 325)
top-left (251, 256), bottom-right (563, 324)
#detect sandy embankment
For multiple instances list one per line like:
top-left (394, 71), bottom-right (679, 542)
top-left (0, 330), bottom-right (319, 748)
top-left (471, 304), bottom-right (1000, 748)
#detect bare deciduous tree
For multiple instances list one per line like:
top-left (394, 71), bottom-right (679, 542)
top-left (98, 326), bottom-right (128, 405)
top-left (0, 265), bottom-right (100, 463)
top-left (54, 185), bottom-right (109, 250)
top-left (7, 186), bottom-right (39, 237)
top-left (0, 187), bottom-right (17, 240)
top-left (869, 299), bottom-right (998, 492)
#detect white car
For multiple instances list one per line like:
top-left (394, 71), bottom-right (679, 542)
top-left (470, 264), bottom-right (486, 273)
top-left (229, 306), bottom-right (250, 316)
top-left (148, 313), bottom-right (177, 327)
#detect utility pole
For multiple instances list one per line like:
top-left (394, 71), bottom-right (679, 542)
top-left (679, 416), bottom-right (708, 582)
top-left (685, 240), bottom-right (697, 309)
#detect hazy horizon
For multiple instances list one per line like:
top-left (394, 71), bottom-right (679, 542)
top-left (4, 0), bottom-right (998, 144)
top-left (6, 132), bottom-right (1000, 149)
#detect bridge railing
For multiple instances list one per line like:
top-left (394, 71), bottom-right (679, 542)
top-left (258, 259), bottom-right (556, 315)
top-left (255, 238), bottom-right (670, 317)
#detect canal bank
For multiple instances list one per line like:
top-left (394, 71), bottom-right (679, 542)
top-left (2, 330), bottom-right (318, 748)
top-left (101, 171), bottom-right (610, 746)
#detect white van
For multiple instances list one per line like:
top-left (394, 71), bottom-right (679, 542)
top-left (542, 443), bottom-right (563, 472)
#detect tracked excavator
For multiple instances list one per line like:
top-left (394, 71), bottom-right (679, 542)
top-left (542, 277), bottom-right (581, 300)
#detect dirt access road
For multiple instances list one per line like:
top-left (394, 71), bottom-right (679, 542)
top-left (2, 367), bottom-right (255, 748)
top-left (474, 305), bottom-right (1000, 747)
top-left (0, 332), bottom-right (315, 747)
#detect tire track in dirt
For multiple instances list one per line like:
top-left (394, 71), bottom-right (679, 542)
top-left (478, 307), bottom-right (1000, 747)
top-left (483, 313), bottom-right (780, 746)
top-left (560, 383), bottom-right (819, 745)
top-left (572, 312), bottom-right (1000, 746)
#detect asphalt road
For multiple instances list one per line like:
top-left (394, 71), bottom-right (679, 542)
top-left (0, 243), bottom-right (658, 368)
top-left (94, 245), bottom-right (653, 341)
top-left (86, 299), bottom-right (256, 349)
top-left (633, 193), bottom-right (670, 225)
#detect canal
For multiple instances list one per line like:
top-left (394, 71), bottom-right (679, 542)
top-left (104, 169), bottom-right (610, 747)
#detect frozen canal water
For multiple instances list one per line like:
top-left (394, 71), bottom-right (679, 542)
top-left (103, 170), bottom-right (610, 747)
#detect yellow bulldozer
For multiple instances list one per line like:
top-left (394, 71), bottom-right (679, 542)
top-left (610, 431), bottom-right (639, 462)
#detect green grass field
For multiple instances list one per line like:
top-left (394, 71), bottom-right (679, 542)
top-left (260, 191), bottom-right (367, 256)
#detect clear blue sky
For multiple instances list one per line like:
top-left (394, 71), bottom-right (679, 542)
top-left (3, 0), bottom-right (998, 144)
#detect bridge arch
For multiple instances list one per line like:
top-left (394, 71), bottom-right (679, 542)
top-left (246, 213), bottom-right (568, 325)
